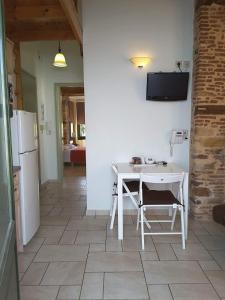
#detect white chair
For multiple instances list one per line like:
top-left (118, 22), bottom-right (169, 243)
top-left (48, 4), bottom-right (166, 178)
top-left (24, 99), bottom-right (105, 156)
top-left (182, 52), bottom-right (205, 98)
top-left (110, 164), bottom-right (150, 230)
top-left (138, 173), bottom-right (185, 250)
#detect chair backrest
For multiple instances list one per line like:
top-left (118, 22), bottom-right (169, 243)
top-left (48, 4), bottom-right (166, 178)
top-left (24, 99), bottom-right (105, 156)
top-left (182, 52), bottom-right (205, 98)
top-left (139, 172), bottom-right (185, 204)
top-left (112, 164), bottom-right (118, 176)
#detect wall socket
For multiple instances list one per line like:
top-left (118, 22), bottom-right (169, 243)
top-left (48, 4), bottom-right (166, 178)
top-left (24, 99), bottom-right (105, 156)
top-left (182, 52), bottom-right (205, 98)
top-left (175, 60), bottom-right (190, 71)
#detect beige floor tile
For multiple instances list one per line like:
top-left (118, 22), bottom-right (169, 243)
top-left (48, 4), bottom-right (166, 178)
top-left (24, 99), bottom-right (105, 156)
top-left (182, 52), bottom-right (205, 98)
top-left (59, 230), bottom-right (77, 244)
top-left (205, 270), bottom-right (225, 298)
top-left (41, 262), bottom-right (85, 285)
top-left (198, 235), bottom-right (225, 250)
top-left (140, 252), bottom-right (159, 261)
top-left (104, 272), bottom-right (148, 299)
top-left (20, 286), bottom-right (59, 300)
top-left (148, 284), bottom-right (173, 300)
top-left (155, 243), bottom-right (177, 260)
top-left (199, 260), bottom-right (221, 271)
top-left (80, 273), bottom-right (103, 299)
top-left (43, 236), bottom-right (61, 245)
top-left (210, 250), bottom-right (225, 269)
top-left (41, 216), bottom-right (70, 226)
top-left (172, 243), bottom-right (212, 260)
top-left (75, 230), bottom-right (106, 244)
top-left (66, 219), bottom-right (107, 231)
top-left (106, 239), bottom-right (122, 251)
top-left (21, 263), bottom-right (48, 285)
top-left (86, 252), bottom-right (142, 272)
top-left (170, 283), bottom-right (220, 300)
top-left (36, 226), bottom-right (65, 238)
top-left (89, 243), bottom-right (106, 252)
top-left (201, 222), bottom-right (225, 236)
top-left (57, 286), bottom-right (81, 299)
top-left (123, 237), bottom-right (155, 252)
top-left (34, 245), bottom-right (88, 262)
top-left (18, 252), bottom-right (36, 273)
top-left (144, 261), bottom-right (208, 284)
top-left (24, 238), bottom-right (45, 253)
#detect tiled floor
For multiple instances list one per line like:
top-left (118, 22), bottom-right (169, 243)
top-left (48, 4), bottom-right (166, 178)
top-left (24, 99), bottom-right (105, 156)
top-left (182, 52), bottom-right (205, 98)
top-left (19, 166), bottom-right (225, 300)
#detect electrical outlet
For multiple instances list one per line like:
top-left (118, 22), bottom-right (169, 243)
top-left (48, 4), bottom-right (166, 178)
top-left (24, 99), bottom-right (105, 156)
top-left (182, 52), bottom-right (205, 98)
top-left (182, 60), bottom-right (190, 70)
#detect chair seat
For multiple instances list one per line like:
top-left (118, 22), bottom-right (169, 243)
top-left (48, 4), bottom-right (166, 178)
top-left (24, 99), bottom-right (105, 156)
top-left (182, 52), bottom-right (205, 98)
top-left (123, 181), bottom-right (148, 193)
top-left (142, 189), bottom-right (181, 206)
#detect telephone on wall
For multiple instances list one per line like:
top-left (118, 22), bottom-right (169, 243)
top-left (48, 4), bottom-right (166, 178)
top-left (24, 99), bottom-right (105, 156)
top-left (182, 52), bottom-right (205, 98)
top-left (170, 129), bottom-right (188, 156)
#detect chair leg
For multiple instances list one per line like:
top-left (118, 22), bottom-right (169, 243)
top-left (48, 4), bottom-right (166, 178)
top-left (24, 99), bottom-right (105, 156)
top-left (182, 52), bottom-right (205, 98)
top-left (180, 206), bottom-right (185, 250)
top-left (141, 206), bottom-right (145, 250)
top-left (171, 207), bottom-right (177, 231)
top-left (110, 196), bottom-right (117, 230)
top-left (136, 209), bottom-right (140, 230)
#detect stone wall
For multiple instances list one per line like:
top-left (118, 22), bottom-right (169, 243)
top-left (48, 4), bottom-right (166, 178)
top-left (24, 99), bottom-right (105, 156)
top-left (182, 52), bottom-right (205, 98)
top-left (190, 0), bottom-right (225, 219)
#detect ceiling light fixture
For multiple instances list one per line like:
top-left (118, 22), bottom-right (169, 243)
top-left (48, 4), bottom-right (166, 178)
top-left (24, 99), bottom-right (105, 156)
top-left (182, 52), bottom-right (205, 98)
top-left (53, 41), bottom-right (67, 68)
top-left (130, 56), bottom-right (151, 69)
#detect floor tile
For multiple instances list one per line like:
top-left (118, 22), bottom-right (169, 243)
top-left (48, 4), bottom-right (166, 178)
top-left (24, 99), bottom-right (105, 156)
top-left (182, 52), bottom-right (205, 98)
top-left (172, 243), bottom-right (212, 260)
top-left (123, 237), bottom-right (155, 252)
top-left (24, 238), bottom-right (45, 253)
top-left (205, 270), bottom-right (225, 298)
top-left (41, 262), bottom-right (85, 285)
top-left (80, 273), bottom-right (103, 299)
top-left (155, 243), bottom-right (177, 260)
top-left (21, 263), bottom-right (48, 285)
top-left (20, 286), bottom-right (59, 300)
top-left (86, 252), bottom-right (142, 272)
top-left (210, 250), bottom-right (225, 269)
top-left (198, 235), bottom-right (225, 250)
top-left (36, 226), bottom-right (65, 238)
top-left (75, 230), bottom-right (106, 244)
top-left (66, 219), bottom-right (107, 231)
top-left (144, 261), bottom-right (208, 284)
top-left (199, 260), bottom-right (221, 271)
top-left (18, 252), bottom-right (36, 273)
top-left (41, 216), bottom-right (70, 226)
top-left (89, 243), bottom-right (106, 252)
top-left (170, 283), bottom-right (220, 299)
top-left (140, 251), bottom-right (159, 261)
top-left (148, 284), bottom-right (173, 300)
top-left (57, 286), bottom-right (81, 299)
top-left (106, 239), bottom-right (122, 251)
top-left (104, 272), bottom-right (148, 299)
top-left (34, 245), bottom-right (88, 262)
top-left (59, 230), bottom-right (77, 244)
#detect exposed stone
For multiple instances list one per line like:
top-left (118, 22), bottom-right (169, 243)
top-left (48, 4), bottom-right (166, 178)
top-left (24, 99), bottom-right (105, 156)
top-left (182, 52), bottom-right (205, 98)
top-left (190, 2), bottom-right (225, 220)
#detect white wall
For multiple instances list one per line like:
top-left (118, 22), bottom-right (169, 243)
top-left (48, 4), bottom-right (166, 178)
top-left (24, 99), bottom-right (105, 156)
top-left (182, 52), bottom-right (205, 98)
top-left (82, 0), bottom-right (194, 211)
top-left (20, 41), bottom-right (83, 183)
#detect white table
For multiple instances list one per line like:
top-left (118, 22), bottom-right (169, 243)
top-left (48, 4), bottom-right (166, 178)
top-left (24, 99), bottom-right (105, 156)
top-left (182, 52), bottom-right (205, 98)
top-left (115, 163), bottom-right (189, 240)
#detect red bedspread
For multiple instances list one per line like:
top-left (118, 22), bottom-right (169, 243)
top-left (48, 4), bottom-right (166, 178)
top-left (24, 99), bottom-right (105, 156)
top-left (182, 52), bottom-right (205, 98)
top-left (70, 148), bottom-right (86, 165)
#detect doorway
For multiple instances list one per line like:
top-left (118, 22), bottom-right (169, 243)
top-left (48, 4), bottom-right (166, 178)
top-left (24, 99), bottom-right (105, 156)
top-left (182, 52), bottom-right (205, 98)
top-left (55, 83), bottom-right (86, 182)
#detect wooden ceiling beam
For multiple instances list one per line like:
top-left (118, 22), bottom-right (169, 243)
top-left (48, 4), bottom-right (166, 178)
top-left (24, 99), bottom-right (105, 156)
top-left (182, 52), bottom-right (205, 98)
top-left (58, 0), bottom-right (82, 45)
top-left (7, 29), bottom-right (74, 42)
top-left (6, 5), bottom-right (65, 22)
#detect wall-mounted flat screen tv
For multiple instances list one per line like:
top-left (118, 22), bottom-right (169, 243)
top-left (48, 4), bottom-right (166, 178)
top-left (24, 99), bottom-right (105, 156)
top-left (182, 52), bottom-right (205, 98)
top-left (146, 72), bottom-right (189, 101)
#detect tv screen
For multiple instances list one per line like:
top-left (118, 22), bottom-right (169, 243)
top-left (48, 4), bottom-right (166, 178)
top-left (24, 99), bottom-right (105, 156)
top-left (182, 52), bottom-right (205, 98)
top-left (146, 72), bottom-right (189, 101)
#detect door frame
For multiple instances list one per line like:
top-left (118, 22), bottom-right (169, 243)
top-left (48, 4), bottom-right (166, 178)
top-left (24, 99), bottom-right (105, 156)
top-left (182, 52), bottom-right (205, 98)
top-left (0, 0), bottom-right (20, 299)
top-left (55, 82), bottom-right (84, 181)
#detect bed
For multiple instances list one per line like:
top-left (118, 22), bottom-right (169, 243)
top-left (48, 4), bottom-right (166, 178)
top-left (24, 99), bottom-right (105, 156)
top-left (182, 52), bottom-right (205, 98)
top-left (63, 145), bottom-right (86, 165)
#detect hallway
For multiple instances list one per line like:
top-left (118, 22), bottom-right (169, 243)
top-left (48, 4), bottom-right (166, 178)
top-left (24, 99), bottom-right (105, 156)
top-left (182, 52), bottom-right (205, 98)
top-left (18, 166), bottom-right (225, 299)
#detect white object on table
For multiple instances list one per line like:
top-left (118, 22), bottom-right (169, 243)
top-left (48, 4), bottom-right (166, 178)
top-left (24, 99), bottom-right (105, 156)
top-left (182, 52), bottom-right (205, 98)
top-left (115, 163), bottom-right (189, 240)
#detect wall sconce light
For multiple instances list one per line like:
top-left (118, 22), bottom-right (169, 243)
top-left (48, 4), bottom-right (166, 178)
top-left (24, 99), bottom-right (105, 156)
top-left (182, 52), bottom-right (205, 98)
top-left (53, 41), bottom-right (67, 68)
top-left (130, 56), bottom-right (151, 69)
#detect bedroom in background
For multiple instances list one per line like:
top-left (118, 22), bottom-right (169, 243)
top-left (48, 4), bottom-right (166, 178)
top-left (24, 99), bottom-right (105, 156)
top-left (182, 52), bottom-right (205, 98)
top-left (60, 85), bottom-right (86, 179)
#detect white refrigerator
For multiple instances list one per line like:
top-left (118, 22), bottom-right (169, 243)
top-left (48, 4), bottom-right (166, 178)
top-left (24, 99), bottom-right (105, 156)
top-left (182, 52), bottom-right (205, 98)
top-left (11, 110), bottom-right (40, 245)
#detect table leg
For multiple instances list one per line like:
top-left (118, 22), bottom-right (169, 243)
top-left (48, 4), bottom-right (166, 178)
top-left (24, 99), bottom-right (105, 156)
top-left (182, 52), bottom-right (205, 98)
top-left (117, 175), bottom-right (123, 240)
top-left (183, 173), bottom-right (189, 239)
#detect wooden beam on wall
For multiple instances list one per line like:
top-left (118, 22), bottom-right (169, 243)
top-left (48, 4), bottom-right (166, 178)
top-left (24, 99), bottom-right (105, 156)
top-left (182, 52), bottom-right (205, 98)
top-left (58, 0), bottom-right (82, 45)
top-left (61, 87), bottom-right (84, 96)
